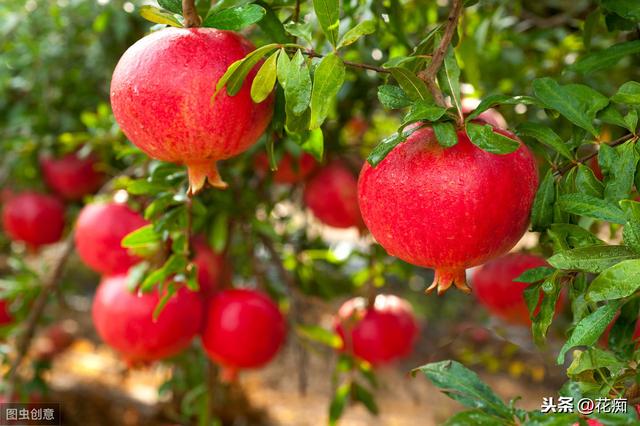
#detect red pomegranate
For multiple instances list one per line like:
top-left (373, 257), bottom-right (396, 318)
top-left (0, 299), bottom-right (11, 326)
top-left (75, 202), bottom-right (148, 275)
top-left (40, 152), bottom-right (104, 200)
top-left (201, 289), bottom-right (286, 379)
top-left (110, 28), bottom-right (273, 194)
top-left (589, 156), bottom-right (604, 180)
top-left (335, 294), bottom-right (418, 365)
top-left (358, 126), bottom-right (538, 294)
top-left (2, 192), bottom-right (65, 249)
top-left (304, 161), bottom-right (362, 228)
top-left (192, 235), bottom-right (228, 297)
top-left (255, 151), bottom-right (317, 183)
top-left (92, 274), bottom-right (204, 362)
top-left (461, 98), bottom-right (508, 129)
top-left (472, 253), bottom-right (563, 325)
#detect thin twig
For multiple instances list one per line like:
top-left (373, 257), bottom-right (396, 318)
top-left (298, 49), bottom-right (390, 74)
top-left (182, 0), bottom-right (201, 28)
top-left (293, 0), bottom-right (301, 23)
top-left (419, 0), bottom-right (464, 108)
top-left (554, 133), bottom-right (636, 176)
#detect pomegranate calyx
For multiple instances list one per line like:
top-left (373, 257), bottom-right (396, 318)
top-left (187, 161), bottom-right (228, 195)
top-left (427, 268), bottom-right (470, 295)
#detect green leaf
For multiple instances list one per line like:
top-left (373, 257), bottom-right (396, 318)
top-left (310, 53), bottom-right (345, 129)
top-left (548, 245), bottom-right (637, 273)
top-left (514, 266), bottom-right (555, 283)
top-left (532, 78), bottom-right (608, 136)
top-left (216, 43), bottom-right (279, 97)
top-left (604, 141), bottom-right (639, 202)
top-left (313, 0), bottom-right (340, 48)
top-left (557, 301), bottom-right (623, 364)
top-left (352, 382), bottom-right (379, 415)
top-left (388, 67), bottom-right (431, 101)
top-left (210, 213), bottom-right (229, 253)
top-left (329, 382), bottom-right (351, 426)
top-left (608, 298), bottom-right (640, 356)
top-left (516, 122), bottom-right (573, 160)
top-left (284, 21), bottom-right (313, 44)
top-left (367, 132), bottom-right (406, 166)
top-left (139, 5), bottom-right (183, 27)
top-left (575, 164), bottom-right (604, 198)
top-left (413, 361), bottom-right (512, 419)
top-left (250, 50), bottom-right (278, 103)
top-left (625, 109), bottom-right (638, 132)
top-left (465, 122), bottom-right (519, 154)
top-left (256, 1), bottom-right (288, 43)
top-left (621, 199), bottom-right (640, 253)
top-left (432, 122), bottom-right (458, 148)
top-left (296, 324), bottom-right (341, 348)
top-left (158, 0), bottom-right (182, 14)
top-left (570, 41), bottom-right (640, 75)
top-left (276, 47), bottom-right (290, 87)
top-left (465, 95), bottom-right (540, 122)
top-left (337, 20), bottom-right (376, 49)
top-left (402, 101), bottom-right (446, 124)
top-left (557, 193), bottom-right (626, 224)
top-left (443, 410), bottom-right (504, 426)
top-left (285, 50), bottom-right (312, 116)
top-left (532, 276), bottom-right (562, 345)
top-left (301, 128), bottom-right (324, 161)
top-left (437, 46), bottom-right (462, 120)
top-left (612, 81), bottom-right (640, 105)
top-left (121, 224), bottom-right (162, 248)
top-left (547, 224), bottom-right (605, 251)
top-left (531, 170), bottom-right (556, 231)
top-left (567, 347), bottom-right (625, 378)
top-left (202, 4), bottom-right (266, 31)
top-left (377, 85), bottom-right (412, 109)
top-left (599, 104), bottom-right (631, 131)
top-left (588, 259), bottom-right (640, 302)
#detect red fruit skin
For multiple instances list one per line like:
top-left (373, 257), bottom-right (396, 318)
top-left (358, 126), bottom-right (538, 294)
top-left (201, 289), bottom-right (286, 374)
top-left (0, 299), bottom-right (11, 326)
top-left (192, 235), bottom-right (228, 297)
top-left (255, 152), bottom-right (318, 183)
top-left (472, 253), bottom-right (562, 325)
top-left (2, 192), bottom-right (65, 249)
top-left (92, 275), bottom-right (204, 362)
top-left (572, 420), bottom-right (604, 426)
top-left (589, 156), bottom-right (604, 180)
top-left (40, 152), bottom-right (104, 200)
top-left (335, 294), bottom-right (419, 365)
top-left (461, 98), bottom-right (508, 129)
top-left (304, 161), bottom-right (363, 228)
top-left (110, 28), bottom-right (273, 193)
top-left (75, 202), bottom-right (148, 275)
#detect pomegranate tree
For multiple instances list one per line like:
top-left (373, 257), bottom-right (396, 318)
top-left (201, 289), bottom-right (286, 379)
top-left (192, 235), bottom-right (228, 298)
top-left (2, 192), bottom-right (65, 249)
top-left (40, 152), bottom-right (104, 200)
top-left (255, 151), bottom-right (318, 184)
top-left (92, 274), bottom-right (204, 363)
top-left (75, 202), bottom-right (148, 275)
top-left (358, 126), bottom-right (538, 294)
top-left (110, 28), bottom-right (273, 194)
top-left (335, 294), bottom-right (418, 365)
top-left (472, 253), bottom-right (561, 325)
top-left (304, 161), bottom-right (362, 228)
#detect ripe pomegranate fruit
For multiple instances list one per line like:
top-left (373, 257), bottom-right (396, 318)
top-left (255, 151), bottom-right (317, 183)
top-left (201, 289), bottom-right (286, 379)
top-left (2, 192), bottom-right (65, 249)
top-left (111, 28), bottom-right (273, 194)
top-left (92, 274), bottom-right (204, 362)
top-left (472, 253), bottom-right (563, 325)
top-left (0, 299), bottom-right (12, 326)
top-left (192, 235), bottom-right (228, 297)
top-left (358, 126), bottom-right (538, 294)
top-left (75, 202), bottom-right (148, 275)
top-left (40, 152), bottom-right (104, 200)
top-left (461, 98), bottom-right (508, 129)
top-left (304, 161), bottom-right (363, 228)
top-left (335, 294), bottom-right (418, 365)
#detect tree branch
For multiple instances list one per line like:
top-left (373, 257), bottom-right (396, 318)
top-left (298, 49), bottom-right (390, 74)
top-left (182, 0), bottom-right (202, 28)
top-left (554, 133), bottom-right (636, 176)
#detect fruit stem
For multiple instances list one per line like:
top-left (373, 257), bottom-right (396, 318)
top-left (426, 268), bottom-right (471, 295)
top-left (187, 161), bottom-right (228, 195)
top-left (182, 0), bottom-right (202, 27)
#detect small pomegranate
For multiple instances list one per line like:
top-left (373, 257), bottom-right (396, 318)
top-left (92, 274), bottom-right (204, 362)
top-left (304, 161), bottom-right (362, 228)
top-left (2, 192), bottom-right (65, 249)
top-left (461, 98), bottom-right (508, 129)
top-left (472, 253), bottom-right (563, 325)
top-left (192, 235), bottom-right (228, 297)
top-left (255, 151), bottom-right (317, 183)
top-left (201, 289), bottom-right (286, 379)
top-left (0, 299), bottom-right (12, 326)
top-left (75, 202), bottom-right (148, 275)
top-left (111, 28), bottom-right (273, 194)
top-left (40, 152), bottom-right (104, 200)
top-left (335, 294), bottom-right (418, 365)
top-left (358, 126), bottom-right (538, 294)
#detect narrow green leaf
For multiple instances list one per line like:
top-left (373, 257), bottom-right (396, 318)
top-left (302, 128), bottom-right (324, 161)
top-left (612, 81), bottom-right (640, 104)
top-left (532, 276), bottom-right (562, 345)
top-left (588, 259), bottom-right (640, 302)
top-left (367, 132), bottom-right (407, 166)
top-left (215, 43), bottom-right (279, 97)
top-left (352, 382), bottom-right (379, 415)
top-left (548, 245), bottom-right (637, 273)
top-left (276, 48), bottom-right (290, 87)
top-left (604, 141), bottom-right (639, 203)
top-left (547, 223), bottom-right (605, 251)
top-left (210, 213), bottom-right (229, 253)
top-left (388, 67), bottom-right (431, 101)
top-left (599, 104), bottom-right (630, 131)
top-left (443, 410), bottom-right (504, 426)
top-left (516, 122), bottom-right (573, 160)
top-left (621, 199), bottom-right (640, 253)
top-left (310, 53), bottom-right (345, 129)
top-left (285, 50), bottom-right (312, 116)
top-left (121, 224), bottom-right (161, 248)
top-left (465, 95), bottom-right (540, 122)
top-left (296, 324), bottom-right (341, 348)
top-left (402, 101), bottom-right (446, 124)
top-left (377, 85), bottom-right (412, 110)
top-left (432, 122), bottom-right (458, 148)
top-left (158, 0), bottom-right (181, 14)
top-left (575, 164), bottom-right (604, 198)
top-left (313, 0), bottom-right (340, 47)
top-left (465, 122), bottom-right (520, 154)
top-left (337, 20), bottom-right (376, 49)
top-left (437, 46), bottom-right (462, 120)
top-left (203, 4), bottom-right (266, 31)
top-left (250, 51), bottom-right (278, 103)
top-left (557, 193), bottom-right (626, 224)
top-left (284, 21), bottom-right (313, 44)
top-left (139, 5), bottom-right (182, 27)
top-left (256, 1), bottom-right (288, 43)
top-left (531, 170), bottom-right (556, 231)
top-left (329, 382), bottom-right (351, 425)
top-left (514, 266), bottom-right (555, 283)
top-left (570, 41), bottom-right (640, 75)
